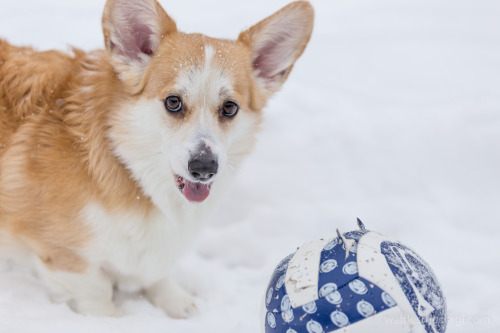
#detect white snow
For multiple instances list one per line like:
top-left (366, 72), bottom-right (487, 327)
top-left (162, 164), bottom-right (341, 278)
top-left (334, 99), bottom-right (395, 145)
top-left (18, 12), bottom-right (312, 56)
top-left (1, 0), bottom-right (500, 332)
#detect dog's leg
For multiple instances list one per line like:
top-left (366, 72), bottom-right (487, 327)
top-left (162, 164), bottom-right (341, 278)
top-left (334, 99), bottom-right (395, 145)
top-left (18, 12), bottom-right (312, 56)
top-left (145, 277), bottom-right (198, 318)
top-left (35, 258), bottom-right (119, 317)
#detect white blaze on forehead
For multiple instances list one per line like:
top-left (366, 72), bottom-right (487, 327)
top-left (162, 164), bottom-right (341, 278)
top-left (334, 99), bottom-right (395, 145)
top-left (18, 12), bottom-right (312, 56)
top-left (204, 45), bottom-right (215, 67)
top-left (174, 44), bottom-right (233, 108)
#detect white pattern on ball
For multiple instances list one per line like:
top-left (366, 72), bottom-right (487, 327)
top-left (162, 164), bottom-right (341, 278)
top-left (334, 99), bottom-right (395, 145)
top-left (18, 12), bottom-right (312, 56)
top-left (357, 300), bottom-right (375, 317)
top-left (319, 282), bottom-right (338, 298)
top-left (381, 291), bottom-right (397, 307)
top-left (266, 287), bottom-right (273, 305)
top-left (281, 295), bottom-right (294, 322)
top-left (330, 310), bottom-right (350, 327)
top-left (302, 301), bottom-right (318, 314)
top-left (325, 290), bottom-right (343, 305)
top-left (267, 312), bottom-right (276, 328)
top-left (281, 295), bottom-right (291, 311)
top-left (306, 319), bottom-right (325, 333)
top-left (282, 309), bottom-right (294, 323)
top-left (276, 274), bottom-right (285, 290)
top-left (320, 259), bottom-right (338, 273)
top-left (349, 279), bottom-right (368, 295)
top-left (342, 261), bottom-right (358, 275)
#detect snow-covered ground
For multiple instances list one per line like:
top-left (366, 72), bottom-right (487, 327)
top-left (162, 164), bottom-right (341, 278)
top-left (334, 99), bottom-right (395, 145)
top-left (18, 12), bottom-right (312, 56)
top-left (1, 0), bottom-right (499, 332)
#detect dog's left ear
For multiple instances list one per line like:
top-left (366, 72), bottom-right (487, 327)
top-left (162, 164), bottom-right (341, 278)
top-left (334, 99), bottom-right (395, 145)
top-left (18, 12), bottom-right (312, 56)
top-left (238, 1), bottom-right (314, 97)
top-left (102, 0), bottom-right (177, 90)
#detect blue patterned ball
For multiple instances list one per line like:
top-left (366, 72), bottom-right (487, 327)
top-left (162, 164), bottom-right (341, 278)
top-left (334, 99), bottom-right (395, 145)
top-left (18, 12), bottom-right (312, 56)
top-left (263, 219), bottom-right (447, 333)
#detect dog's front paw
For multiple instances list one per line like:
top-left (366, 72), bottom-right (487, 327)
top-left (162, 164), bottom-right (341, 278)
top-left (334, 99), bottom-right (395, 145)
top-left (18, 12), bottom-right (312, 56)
top-left (146, 277), bottom-right (199, 319)
top-left (162, 288), bottom-right (199, 319)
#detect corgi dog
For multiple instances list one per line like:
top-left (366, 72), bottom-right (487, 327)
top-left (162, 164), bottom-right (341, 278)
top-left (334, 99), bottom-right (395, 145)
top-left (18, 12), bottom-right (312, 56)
top-left (0, 0), bottom-right (313, 317)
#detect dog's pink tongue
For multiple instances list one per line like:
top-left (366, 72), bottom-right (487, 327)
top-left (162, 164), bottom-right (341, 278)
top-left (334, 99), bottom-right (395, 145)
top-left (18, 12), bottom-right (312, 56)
top-left (183, 180), bottom-right (211, 203)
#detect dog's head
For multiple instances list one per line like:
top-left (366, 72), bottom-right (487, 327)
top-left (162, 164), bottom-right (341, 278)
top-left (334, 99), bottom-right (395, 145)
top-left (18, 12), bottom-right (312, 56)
top-left (103, 0), bottom-right (313, 206)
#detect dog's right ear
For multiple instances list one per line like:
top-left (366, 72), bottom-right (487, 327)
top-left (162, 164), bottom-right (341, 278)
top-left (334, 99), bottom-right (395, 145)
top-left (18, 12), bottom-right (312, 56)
top-left (102, 0), bottom-right (177, 90)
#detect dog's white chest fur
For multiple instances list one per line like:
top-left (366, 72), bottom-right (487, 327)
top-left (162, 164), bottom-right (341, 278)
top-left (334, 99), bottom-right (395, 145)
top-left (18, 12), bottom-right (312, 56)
top-left (82, 203), bottom-right (200, 288)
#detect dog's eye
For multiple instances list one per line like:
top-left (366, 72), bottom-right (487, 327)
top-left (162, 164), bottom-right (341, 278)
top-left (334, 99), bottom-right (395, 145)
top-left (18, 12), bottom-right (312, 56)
top-left (164, 95), bottom-right (183, 113)
top-left (222, 101), bottom-right (239, 118)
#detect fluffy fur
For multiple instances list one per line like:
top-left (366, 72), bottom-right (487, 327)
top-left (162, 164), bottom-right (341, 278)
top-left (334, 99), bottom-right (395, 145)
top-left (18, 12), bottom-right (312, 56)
top-left (0, 0), bottom-right (313, 316)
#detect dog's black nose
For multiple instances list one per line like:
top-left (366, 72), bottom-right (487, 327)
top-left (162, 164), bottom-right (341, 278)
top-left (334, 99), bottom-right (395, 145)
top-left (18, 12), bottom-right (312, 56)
top-left (188, 145), bottom-right (218, 181)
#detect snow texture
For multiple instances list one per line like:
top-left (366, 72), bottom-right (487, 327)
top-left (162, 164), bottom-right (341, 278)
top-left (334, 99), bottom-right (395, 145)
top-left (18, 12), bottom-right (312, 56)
top-left (1, 0), bottom-right (499, 332)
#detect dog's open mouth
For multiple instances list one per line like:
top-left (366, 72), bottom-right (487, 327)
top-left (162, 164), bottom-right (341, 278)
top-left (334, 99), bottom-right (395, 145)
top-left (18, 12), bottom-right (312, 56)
top-left (176, 176), bottom-right (212, 203)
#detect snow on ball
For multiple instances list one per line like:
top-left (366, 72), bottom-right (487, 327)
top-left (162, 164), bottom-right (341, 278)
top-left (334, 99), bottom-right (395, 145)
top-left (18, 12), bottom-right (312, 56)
top-left (262, 219), bottom-right (447, 333)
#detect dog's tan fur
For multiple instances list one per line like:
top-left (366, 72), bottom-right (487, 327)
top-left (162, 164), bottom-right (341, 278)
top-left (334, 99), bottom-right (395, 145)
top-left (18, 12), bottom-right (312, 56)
top-left (0, 41), bottom-right (152, 272)
top-left (0, 0), bottom-right (313, 316)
